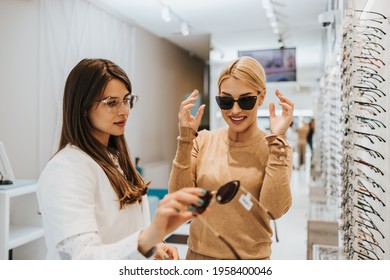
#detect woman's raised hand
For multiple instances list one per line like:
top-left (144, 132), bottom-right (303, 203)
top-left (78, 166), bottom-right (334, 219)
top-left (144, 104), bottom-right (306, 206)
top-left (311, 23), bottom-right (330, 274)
top-left (178, 89), bottom-right (206, 131)
top-left (269, 90), bottom-right (294, 135)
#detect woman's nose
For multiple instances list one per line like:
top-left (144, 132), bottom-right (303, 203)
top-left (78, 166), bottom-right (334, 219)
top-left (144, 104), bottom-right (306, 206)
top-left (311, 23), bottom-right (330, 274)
top-left (117, 101), bottom-right (130, 114)
top-left (231, 101), bottom-right (242, 114)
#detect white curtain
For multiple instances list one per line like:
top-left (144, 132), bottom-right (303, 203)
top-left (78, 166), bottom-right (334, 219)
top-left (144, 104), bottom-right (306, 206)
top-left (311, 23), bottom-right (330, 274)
top-left (39, 0), bottom-right (134, 170)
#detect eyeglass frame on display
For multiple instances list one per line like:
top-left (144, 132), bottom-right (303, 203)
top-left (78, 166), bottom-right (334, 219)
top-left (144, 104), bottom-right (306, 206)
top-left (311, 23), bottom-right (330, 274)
top-left (342, 207), bottom-right (385, 240)
top-left (353, 85), bottom-right (386, 97)
top-left (343, 222), bottom-right (384, 260)
top-left (350, 100), bottom-right (387, 114)
top-left (345, 167), bottom-right (384, 193)
top-left (344, 128), bottom-right (386, 145)
top-left (342, 139), bottom-right (384, 159)
top-left (345, 181), bottom-right (385, 207)
top-left (354, 194), bottom-right (385, 222)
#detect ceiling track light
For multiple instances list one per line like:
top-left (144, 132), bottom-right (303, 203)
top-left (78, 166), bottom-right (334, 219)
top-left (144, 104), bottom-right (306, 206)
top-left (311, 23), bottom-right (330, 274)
top-left (262, 0), bottom-right (284, 46)
top-left (261, 0), bottom-right (271, 9)
top-left (161, 6), bottom-right (172, 22)
top-left (180, 22), bottom-right (190, 36)
top-left (266, 10), bottom-right (274, 18)
top-left (157, 0), bottom-right (191, 36)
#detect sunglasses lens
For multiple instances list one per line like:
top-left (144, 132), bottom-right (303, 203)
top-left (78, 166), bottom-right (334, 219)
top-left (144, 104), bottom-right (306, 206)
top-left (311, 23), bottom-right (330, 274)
top-left (215, 96), bottom-right (258, 110)
top-left (192, 190), bottom-right (212, 215)
top-left (238, 96), bottom-right (257, 110)
top-left (216, 180), bottom-right (240, 204)
top-left (215, 96), bottom-right (234, 110)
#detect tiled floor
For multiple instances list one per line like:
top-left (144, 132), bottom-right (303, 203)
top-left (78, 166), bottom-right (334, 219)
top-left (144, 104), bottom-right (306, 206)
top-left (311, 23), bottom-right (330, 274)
top-left (166, 158), bottom-right (312, 260)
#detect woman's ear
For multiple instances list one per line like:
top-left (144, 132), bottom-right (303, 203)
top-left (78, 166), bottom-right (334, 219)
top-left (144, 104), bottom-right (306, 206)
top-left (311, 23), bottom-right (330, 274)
top-left (258, 91), bottom-right (266, 106)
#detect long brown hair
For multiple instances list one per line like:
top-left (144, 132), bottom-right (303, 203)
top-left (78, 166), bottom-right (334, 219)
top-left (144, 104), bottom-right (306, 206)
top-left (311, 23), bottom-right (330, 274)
top-left (59, 58), bottom-right (148, 208)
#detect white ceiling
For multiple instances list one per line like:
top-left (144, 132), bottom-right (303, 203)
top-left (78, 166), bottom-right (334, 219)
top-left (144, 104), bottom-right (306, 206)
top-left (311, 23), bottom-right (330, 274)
top-left (94, 0), bottom-right (329, 75)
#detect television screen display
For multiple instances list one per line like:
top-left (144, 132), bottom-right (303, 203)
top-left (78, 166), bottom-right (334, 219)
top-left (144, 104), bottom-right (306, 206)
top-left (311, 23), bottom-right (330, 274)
top-left (238, 48), bottom-right (297, 82)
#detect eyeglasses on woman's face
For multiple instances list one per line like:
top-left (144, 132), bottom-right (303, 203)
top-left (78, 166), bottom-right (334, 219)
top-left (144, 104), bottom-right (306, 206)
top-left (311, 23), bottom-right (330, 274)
top-left (96, 94), bottom-right (138, 113)
top-left (215, 95), bottom-right (259, 110)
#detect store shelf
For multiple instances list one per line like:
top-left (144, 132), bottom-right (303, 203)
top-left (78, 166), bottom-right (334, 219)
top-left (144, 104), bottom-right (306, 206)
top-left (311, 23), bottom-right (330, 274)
top-left (0, 180), bottom-right (43, 259)
top-left (8, 225), bottom-right (44, 250)
top-left (0, 180), bottom-right (37, 195)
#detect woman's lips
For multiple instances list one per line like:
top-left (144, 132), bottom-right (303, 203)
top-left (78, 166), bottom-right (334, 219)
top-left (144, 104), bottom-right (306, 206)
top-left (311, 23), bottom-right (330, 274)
top-left (229, 116), bottom-right (246, 124)
top-left (114, 120), bottom-right (126, 126)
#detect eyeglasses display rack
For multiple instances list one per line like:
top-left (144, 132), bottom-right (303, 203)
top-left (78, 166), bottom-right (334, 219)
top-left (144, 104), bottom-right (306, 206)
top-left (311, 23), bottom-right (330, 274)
top-left (312, 0), bottom-right (389, 260)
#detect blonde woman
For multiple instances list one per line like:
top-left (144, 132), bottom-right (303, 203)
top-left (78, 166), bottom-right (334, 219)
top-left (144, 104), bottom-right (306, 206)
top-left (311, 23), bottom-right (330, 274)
top-left (169, 56), bottom-right (294, 259)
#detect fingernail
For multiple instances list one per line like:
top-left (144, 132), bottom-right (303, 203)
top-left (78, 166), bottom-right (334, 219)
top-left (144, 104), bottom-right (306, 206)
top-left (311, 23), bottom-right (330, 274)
top-left (163, 255), bottom-right (169, 260)
top-left (199, 189), bottom-right (207, 194)
top-left (188, 205), bottom-right (196, 211)
top-left (198, 198), bottom-right (204, 205)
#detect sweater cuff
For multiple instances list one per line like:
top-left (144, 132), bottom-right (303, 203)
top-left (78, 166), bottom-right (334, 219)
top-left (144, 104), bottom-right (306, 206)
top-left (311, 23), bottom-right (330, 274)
top-left (265, 135), bottom-right (291, 165)
top-left (265, 134), bottom-right (289, 146)
top-left (178, 125), bottom-right (198, 142)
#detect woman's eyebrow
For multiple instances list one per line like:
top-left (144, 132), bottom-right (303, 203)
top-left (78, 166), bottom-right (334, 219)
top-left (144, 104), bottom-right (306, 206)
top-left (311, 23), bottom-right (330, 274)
top-left (103, 92), bottom-right (131, 99)
top-left (220, 91), bottom-right (254, 97)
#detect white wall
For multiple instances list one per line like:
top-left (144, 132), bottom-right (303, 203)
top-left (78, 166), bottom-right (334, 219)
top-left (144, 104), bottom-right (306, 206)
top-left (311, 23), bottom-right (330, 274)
top-left (127, 27), bottom-right (204, 189)
top-left (0, 0), bottom-right (204, 181)
top-left (0, 0), bottom-right (40, 179)
top-left (130, 28), bottom-right (204, 166)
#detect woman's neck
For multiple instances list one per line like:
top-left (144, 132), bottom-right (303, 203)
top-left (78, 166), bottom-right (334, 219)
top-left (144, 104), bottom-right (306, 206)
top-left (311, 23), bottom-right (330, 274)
top-left (227, 124), bottom-right (260, 142)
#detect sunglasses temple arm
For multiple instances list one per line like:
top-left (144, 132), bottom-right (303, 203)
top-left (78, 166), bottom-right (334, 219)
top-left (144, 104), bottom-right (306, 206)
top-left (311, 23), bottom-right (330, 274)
top-left (195, 215), bottom-right (241, 260)
top-left (268, 213), bottom-right (279, 243)
top-left (240, 186), bottom-right (279, 242)
top-left (250, 202), bottom-right (279, 242)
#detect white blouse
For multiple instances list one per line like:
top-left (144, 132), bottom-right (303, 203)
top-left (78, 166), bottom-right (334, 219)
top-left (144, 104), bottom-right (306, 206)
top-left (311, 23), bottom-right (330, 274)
top-left (37, 144), bottom-right (152, 259)
top-left (56, 231), bottom-right (151, 259)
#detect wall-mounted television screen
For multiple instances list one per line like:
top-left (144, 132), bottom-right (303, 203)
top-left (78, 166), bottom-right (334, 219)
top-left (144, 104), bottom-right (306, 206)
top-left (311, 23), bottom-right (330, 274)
top-left (238, 47), bottom-right (296, 82)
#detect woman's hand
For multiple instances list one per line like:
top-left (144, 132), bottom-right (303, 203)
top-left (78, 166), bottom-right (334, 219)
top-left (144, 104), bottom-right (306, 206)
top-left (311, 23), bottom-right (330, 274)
top-left (138, 188), bottom-right (206, 256)
top-left (154, 243), bottom-right (179, 260)
top-left (269, 90), bottom-right (294, 135)
top-left (178, 89), bottom-right (205, 131)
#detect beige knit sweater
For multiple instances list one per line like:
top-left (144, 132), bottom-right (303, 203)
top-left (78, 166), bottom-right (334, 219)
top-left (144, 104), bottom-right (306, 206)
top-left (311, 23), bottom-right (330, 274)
top-left (169, 126), bottom-right (292, 260)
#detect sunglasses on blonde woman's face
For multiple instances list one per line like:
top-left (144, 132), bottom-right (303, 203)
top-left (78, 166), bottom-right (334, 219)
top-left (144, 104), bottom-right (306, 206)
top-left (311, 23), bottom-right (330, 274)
top-left (215, 95), bottom-right (259, 110)
top-left (190, 180), bottom-right (278, 259)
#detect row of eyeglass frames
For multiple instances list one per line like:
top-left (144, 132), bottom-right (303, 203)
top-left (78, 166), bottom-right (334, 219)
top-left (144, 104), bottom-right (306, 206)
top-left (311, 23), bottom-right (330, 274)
top-left (315, 8), bottom-right (388, 260)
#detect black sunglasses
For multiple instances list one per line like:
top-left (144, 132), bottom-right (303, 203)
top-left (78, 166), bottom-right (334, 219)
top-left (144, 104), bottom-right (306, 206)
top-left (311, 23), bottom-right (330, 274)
top-left (190, 180), bottom-right (278, 259)
top-left (215, 95), bottom-right (259, 110)
top-left (192, 180), bottom-right (240, 214)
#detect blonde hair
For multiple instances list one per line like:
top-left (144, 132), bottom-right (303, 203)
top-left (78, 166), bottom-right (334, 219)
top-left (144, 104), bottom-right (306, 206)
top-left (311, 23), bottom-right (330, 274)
top-left (217, 56), bottom-right (266, 96)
